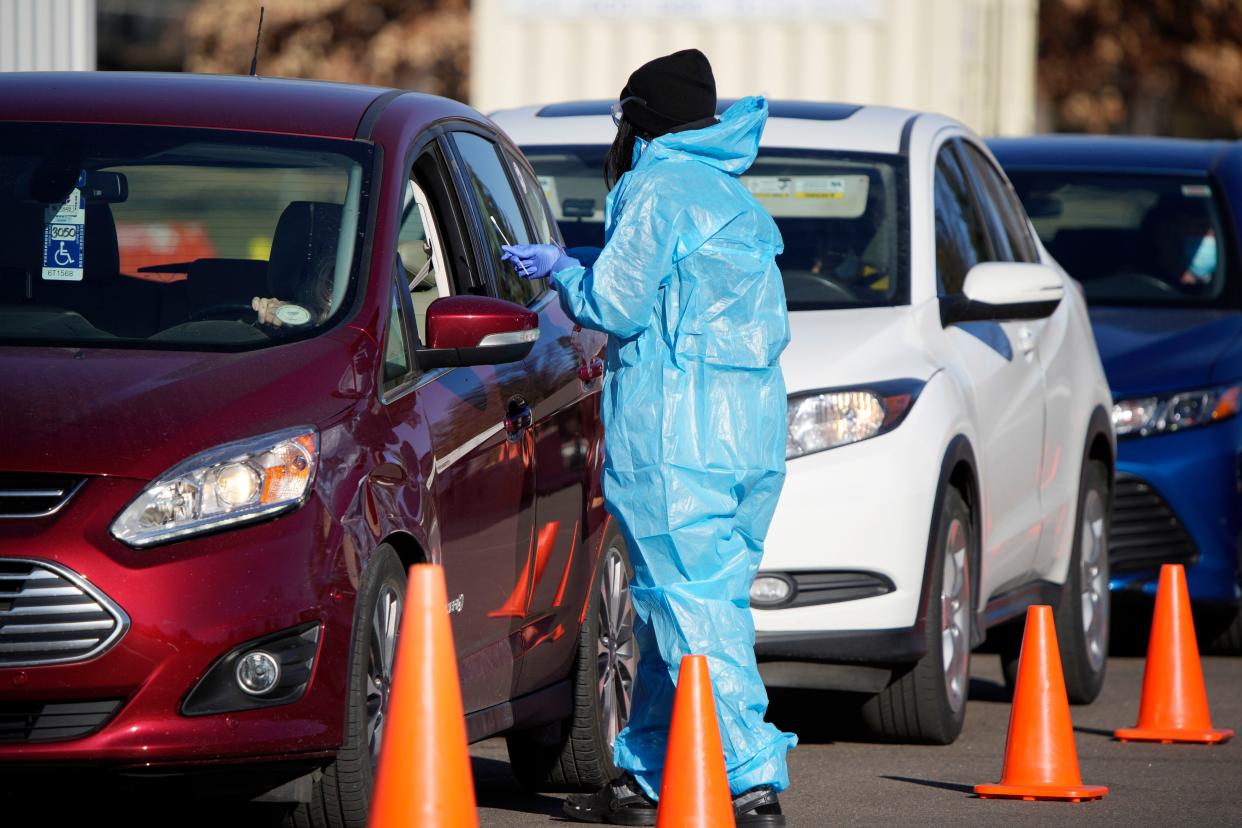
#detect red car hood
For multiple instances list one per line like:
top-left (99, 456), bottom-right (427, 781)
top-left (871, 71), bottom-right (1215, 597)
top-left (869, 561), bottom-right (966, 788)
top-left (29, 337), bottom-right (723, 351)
top-left (0, 327), bottom-right (376, 480)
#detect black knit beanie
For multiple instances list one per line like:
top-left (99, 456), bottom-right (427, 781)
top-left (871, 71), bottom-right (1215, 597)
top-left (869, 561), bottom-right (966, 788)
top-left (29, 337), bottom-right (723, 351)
top-left (620, 48), bottom-right (717, 137)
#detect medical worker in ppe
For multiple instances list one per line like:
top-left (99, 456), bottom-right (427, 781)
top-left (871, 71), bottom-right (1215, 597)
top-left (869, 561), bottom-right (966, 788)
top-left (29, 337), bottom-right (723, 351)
top-left (502, 49), bottom-right (796, 827)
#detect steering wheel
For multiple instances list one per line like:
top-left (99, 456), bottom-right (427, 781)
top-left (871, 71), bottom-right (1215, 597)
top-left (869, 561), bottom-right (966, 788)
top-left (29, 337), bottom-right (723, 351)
top-left (816, 251), bottom-right (889, 286)
top-left (187, 302), bottom-right (259, 324)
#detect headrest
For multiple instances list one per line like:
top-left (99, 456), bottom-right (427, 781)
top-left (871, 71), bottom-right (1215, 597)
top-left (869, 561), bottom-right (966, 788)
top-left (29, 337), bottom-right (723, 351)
top-left (84, 204), bottom-right (119, 276)
top-left (0, 203), bottom-right (44, 271)
top-left (267, 201), bottom-right (343, 301)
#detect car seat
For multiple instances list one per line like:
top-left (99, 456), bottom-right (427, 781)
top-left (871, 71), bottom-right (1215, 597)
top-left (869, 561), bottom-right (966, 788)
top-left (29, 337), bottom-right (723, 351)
top-left (266, 201), bottom-right (343, 308)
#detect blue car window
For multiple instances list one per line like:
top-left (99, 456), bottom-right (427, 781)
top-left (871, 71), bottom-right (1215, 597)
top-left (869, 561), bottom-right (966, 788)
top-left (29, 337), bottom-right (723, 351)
top-left (1007, 171), bottom-right (1229, 307)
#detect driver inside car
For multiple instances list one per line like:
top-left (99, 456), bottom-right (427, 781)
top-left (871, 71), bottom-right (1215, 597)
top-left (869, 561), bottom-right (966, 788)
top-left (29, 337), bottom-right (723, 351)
top-left (251, 254), bottom-right (335, 328)
top-left (809, 176), bottom-right (888, 290)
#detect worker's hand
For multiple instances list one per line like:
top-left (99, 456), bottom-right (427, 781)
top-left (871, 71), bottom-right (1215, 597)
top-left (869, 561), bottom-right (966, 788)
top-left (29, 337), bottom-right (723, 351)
top-left (501, 243), bottom-right (578, 279)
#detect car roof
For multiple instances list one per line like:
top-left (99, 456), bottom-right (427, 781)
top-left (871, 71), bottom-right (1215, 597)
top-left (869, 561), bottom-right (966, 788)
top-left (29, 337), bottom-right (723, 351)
top-left (0, 72), bottom-right (478, 140)
top-left (490, 98), bottom-right (926, 156)
top-left (988, 135), bottom-right (1234, 174)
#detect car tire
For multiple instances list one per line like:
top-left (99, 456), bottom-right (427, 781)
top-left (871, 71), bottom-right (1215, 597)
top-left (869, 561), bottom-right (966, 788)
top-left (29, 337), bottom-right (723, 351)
top-left (1054, 460), bottom-right (1110, 704)
top-left (860, 486), bottom-right (973, 744)
top-left (286, 545), bottom-right (405, 828)
top-left (506, 523), bottom-right (636, 792)
top-left (1202, 606), bottom-right (1242, 655)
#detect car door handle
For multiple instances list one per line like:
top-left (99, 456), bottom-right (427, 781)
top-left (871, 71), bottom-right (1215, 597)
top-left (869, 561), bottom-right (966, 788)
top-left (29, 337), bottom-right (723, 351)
top-left (579, 357), bottom-right (604, 383)
top-left (505, 395), bottom-right (533, 439)
top-left (1019, 326), bottom-right (1037, 355)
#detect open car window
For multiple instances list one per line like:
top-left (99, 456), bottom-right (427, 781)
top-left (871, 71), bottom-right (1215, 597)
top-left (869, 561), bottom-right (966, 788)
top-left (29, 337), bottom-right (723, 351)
top-left (0, 123), bottom-right (371, 350)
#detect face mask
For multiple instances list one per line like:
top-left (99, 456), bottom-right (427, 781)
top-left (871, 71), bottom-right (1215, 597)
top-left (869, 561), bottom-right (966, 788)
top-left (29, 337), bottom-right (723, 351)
top-left (1185, 233), bottom-right (1217, 281)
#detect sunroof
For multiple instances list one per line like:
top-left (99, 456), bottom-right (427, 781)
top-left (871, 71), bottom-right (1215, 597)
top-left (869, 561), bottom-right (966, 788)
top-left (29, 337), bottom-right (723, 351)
top-left (536, 99), bottom-right (861, 121)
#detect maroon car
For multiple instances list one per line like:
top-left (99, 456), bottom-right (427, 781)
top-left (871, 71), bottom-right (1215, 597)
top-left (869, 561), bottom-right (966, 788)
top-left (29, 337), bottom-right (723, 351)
top-left (0, 72), bottom-right (635, 823)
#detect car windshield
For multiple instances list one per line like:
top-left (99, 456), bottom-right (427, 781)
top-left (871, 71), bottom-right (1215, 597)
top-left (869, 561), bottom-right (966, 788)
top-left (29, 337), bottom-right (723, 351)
top-left (1, 123), bottom-right (371, 349)
top-left (1006, 170), bottom-right (1231, 308)
top-left (521, 146), bottom-right (907, 309)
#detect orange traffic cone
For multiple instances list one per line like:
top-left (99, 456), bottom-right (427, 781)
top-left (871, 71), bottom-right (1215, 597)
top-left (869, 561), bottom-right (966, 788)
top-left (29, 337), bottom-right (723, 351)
top-left (655, 655), bottom-right (736, 827)
top-left (368, 564), bottom-right (478, 827)
top-left (975, 605), bottom-right (1108, 802)
top-left (1114, 564), bottom-right (1234, 744)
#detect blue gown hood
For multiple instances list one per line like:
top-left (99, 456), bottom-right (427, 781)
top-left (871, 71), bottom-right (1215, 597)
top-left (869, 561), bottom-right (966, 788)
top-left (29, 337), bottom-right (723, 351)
top-left (634, 96), bottom-right (767, 176)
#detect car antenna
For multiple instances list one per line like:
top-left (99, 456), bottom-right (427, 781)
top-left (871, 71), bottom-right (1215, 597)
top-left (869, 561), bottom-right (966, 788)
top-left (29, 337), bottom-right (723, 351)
top-left (248, 6), bottom-right (265, 77)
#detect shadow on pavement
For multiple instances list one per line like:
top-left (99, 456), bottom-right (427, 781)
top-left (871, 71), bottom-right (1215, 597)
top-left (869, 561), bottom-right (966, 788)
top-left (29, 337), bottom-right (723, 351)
top-left (765, 672), bottom-right (1015, 745)
top-left (880, 775), bottom-right (976, 795)
top-left (1073, 725), bottom-right (1118, 738)
top-left (967, 675), bottom-right (1011, 703)
top-left (471, 754), bottom-right (568, 817)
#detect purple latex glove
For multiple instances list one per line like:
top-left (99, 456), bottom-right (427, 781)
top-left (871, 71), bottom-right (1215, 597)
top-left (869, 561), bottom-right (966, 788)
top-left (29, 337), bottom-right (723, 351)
top-left (501, 243), bottom-right (579, 279)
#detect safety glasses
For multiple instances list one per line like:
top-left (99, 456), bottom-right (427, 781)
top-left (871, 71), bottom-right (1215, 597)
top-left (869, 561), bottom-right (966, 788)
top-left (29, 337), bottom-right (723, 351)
top-left (611, 96), bottom-right (645, 127)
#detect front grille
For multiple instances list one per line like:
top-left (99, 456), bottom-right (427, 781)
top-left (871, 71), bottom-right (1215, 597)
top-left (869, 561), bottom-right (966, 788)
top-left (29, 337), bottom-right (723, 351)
top-left (1110, 474), bottom-right (1198, 572)
top-left (0, 472), bottom-right (84, 518)
top-left (0, 699), bottom-right (123, 743)
top-left (0, 559), bottom-right (129, 667)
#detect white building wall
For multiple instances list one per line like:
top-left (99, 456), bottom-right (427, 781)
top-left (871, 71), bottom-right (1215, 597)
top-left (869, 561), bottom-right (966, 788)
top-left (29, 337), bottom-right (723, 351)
top-left (472, 0), bottom-right (1037, 136)
top-left (0, 0), bottom-right (96, 72)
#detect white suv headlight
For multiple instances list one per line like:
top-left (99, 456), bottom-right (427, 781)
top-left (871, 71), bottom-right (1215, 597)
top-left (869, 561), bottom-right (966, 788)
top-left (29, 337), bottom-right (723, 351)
top-left (1113, 385), bottom-right (1241, 438)
top-left (786, 380), bottom-right (923, 460)
top-left (112, 427), bottom-right (318, 547)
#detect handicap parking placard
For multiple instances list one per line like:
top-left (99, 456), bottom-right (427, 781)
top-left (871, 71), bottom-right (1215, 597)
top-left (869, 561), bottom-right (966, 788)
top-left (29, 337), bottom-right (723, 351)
top-left (42, 175), bottom-right (87, 281)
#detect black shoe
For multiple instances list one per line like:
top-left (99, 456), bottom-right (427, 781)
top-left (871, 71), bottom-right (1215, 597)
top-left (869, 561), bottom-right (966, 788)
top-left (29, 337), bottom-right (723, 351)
top-left (563, 774), bottom-right (659, 825)
top-left (734, 786), bottom-right (785, 826)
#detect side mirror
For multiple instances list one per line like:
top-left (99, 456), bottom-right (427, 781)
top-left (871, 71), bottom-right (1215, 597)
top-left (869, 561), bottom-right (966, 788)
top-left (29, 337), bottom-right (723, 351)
top-left (416, 295), bottom-right (539, 370)
top-left (940, 262), bottom-right (1064, 326)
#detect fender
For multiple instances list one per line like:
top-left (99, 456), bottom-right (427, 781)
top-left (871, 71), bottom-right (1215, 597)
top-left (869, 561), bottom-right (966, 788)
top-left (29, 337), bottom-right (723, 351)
top-left (921, 434), bottom-right (982, 647)
top-left (1046, 404), bottom-right (1114, 588)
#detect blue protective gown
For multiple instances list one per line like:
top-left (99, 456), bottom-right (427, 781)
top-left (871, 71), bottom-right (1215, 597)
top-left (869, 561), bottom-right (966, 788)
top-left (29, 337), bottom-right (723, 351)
top-left (550, 96), bottom-right (797, 798)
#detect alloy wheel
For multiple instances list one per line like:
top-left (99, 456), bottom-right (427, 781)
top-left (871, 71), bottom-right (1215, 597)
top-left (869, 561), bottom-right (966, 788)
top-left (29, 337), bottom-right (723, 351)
top-left (941, 518), bottom-right (970, 714)
top-left (596, 544), bottom-right (637, 748)
top-left (366, 584), bottom-right (402, 768)
top-left (1079, 488), bottom-right (1110, 672)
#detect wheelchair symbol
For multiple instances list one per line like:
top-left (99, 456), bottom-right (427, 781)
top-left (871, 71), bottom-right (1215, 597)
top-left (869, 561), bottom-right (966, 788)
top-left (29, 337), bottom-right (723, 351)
top-left (54, 242), bottom-right (75, 266)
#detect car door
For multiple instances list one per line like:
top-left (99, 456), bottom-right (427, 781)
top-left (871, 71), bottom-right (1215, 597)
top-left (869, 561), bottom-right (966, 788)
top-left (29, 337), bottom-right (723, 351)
top-left (381, 138), bottom-right (534, 714)
top-left (933, 136), bottom-right (1045, 596)
top-left (444, 127), bottom-right (605, 696)
top-left (957, 140), bottom-right (1079, 578)
top-left (505, 143), bottom-right (607, 694)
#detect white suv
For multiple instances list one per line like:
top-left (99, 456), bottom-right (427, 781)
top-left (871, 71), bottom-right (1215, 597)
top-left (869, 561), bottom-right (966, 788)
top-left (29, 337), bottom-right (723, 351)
top-left (492, 100), bottom-right (1115, 743)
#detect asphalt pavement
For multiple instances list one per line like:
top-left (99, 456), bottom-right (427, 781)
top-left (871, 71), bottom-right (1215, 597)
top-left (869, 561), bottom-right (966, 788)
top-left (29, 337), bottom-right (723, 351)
top-left (472, 655), bottom-right (1242, 826)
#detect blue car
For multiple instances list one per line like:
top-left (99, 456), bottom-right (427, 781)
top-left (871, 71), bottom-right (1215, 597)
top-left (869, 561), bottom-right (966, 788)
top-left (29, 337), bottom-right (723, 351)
top-left (990, 136), bottom-right (1242, 652)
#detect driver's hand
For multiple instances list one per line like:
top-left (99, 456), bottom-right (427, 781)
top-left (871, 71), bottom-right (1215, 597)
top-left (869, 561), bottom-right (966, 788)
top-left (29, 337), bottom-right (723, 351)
top-left (252, 296), bottom-right (286, 326)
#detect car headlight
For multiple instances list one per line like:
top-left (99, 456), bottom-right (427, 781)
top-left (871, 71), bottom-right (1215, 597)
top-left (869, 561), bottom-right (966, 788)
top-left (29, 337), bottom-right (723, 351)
top-left (112, 427), bottom-right (318, 547)
top-left (1113, 385), bottom-right (1241, 438)
top-left (786, 380), bottom-right (922, 460)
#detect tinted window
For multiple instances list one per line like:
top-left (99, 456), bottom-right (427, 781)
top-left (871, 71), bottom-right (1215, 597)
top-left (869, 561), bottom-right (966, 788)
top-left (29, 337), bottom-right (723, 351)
top-left (959, 142), bottom-right (1038, 263)
top-left (1007, 171), bottom-right (1230, 307)
top-left (522, 145), bottom-right (908, 310)
top-left (0, 123), bottom-right (369, 350)
top-left (450, 132), bottom-right (538, 306)
top-left (506, 150), bottom-right (556, 245)
top-left (382, 286), bottom-right (410, 387)
top-left (934, 145), bottom-right (991, 294)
